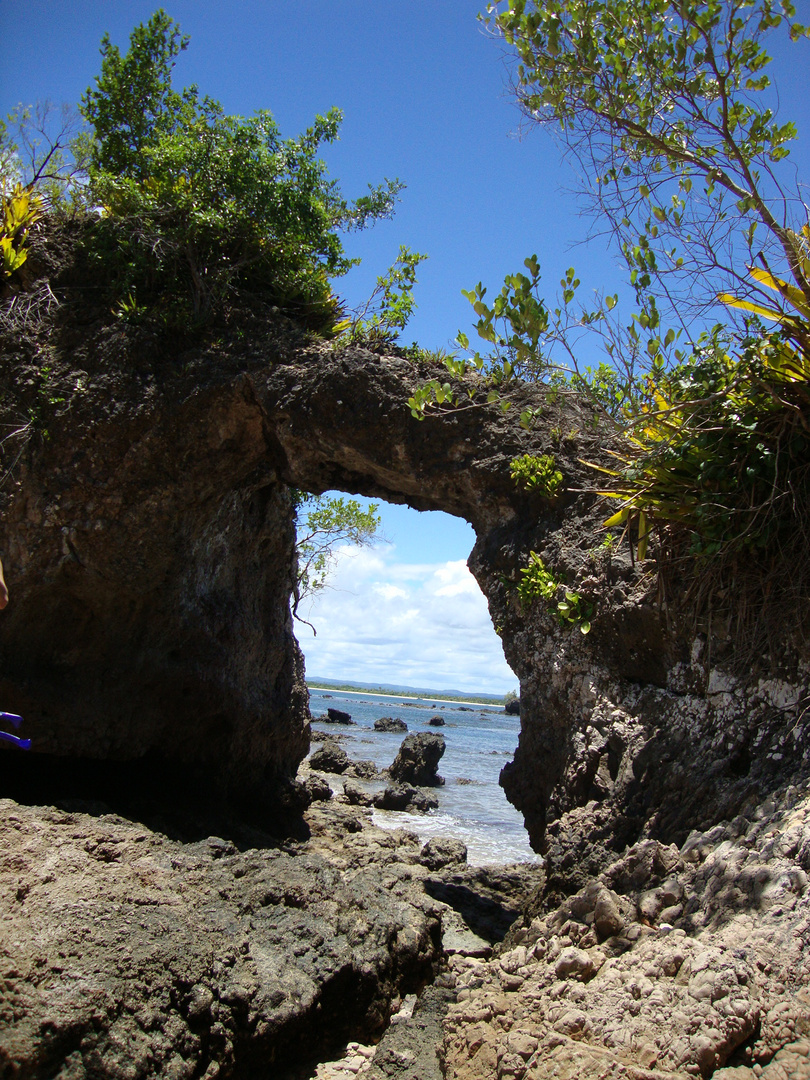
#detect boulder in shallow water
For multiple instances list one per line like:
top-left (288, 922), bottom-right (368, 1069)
top-left (374, 716), bottom-right (408, 733)
top-left (342, 778), bottom-right (372, 806)
top-left (303, 773), bottom-right (333, 802)
top-left (309, 738), bottom-right (349, 774)
top-left (427, 715), bottom-right (445, 727)
top-left (346, 758), bottom-right (379, 779)
top-left (372, 783), bottom-right (439, 813)
top-left (323, 707), bottom-right (354, 724)
top-left (389, 732), bottom-right (446, 787)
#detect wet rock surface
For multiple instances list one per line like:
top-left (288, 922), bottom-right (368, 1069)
top-left (388, 733), bottom-right (446, 788)
top-left (374, 718), bottom-right (408, 733)
top-left (372, 783), bottom-right (439, 814)
top-left (323, 708), bottom-right (354, 725)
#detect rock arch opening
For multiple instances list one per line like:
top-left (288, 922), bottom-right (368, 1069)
top-left (294, 490), bottom-right (532, 863)
top-left (294, 491), bottom-right (514, 699)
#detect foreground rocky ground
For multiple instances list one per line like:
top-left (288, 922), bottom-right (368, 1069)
top-left (441, 775), bottom-right (810, 1080)
top-left (3, 770), bottom-right (810, 1079)
top-left (0, 790), bottom-right (540, 1079)
top-left (306, 777), bottom-right (810, 1080)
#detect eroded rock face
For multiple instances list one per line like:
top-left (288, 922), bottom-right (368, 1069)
top-left (0, 797), bottom-right (444, 1079)
top-left (0, 351), bottom-right (308, 816)
top-left (2, 228), bottom-right (810, 877)
top-left (440, 780), bottom-right (810, 1080)
top-left (388, 733), bottom-right (446, 788)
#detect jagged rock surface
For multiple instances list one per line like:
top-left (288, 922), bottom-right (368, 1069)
top-left (0, 797), bottom-right (451, 1080)
top-left (440, 780), bottom-right (810, 1079)
top-left (388, 733), bottom-right (446, 788)
top-left (374, 718), bottom-right (408, 733)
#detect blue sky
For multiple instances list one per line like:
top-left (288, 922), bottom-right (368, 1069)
top-left (2, 2), bottom-right (808, 694)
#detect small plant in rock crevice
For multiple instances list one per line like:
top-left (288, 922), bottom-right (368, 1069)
top-left (1, 183), bottom-right (42, 281)
top-left (516, 552), bottom-right (592, 633)
top-left (510, 453), bottom-right (564, 499)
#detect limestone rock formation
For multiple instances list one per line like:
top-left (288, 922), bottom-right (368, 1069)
top-left (3, 223), bottom-right (810, 1078)
top-left (3, 223), bottom-right (810, 880)
top-left (419, 837), bottom-right (468, 872)
top-left (323, 707), bottom-right (354, 724)
top-left (388, 733), bottom-right (446, 788)
top-left (441, 779), bottom-right (810, 1079)
top-left (374, 716), bottom-right (408, 733)
top-left (372, 783), bottom-right (439, 814)
top-left (309, 738), bottom-right (350, 774)
top-left (0, 797), bottom-right (446, 1079)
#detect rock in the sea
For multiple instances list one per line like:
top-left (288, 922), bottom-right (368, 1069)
top-left (420, 837), bottom-right (467, 871)
top-left (374, 716), bottom-right (408, 733)
top-left (346, 758), bottom-right (379, 780)
top-left (504, 697), bottom-right (520, 715)
top-left (342, 778), bottom-right (372, 806)
top-left (310, 729), bottom-right (346, 743)
top-left (389, 732), bottom-right (446, 787)
top-left (427, 715), bottom-right (446, 727)
top-left (303, 773), bottom-right (333, 802)
top-left (322, 707), bottom-right (354, 724)
top-left (310, 738), bottom-right (350, 774)
top-left (372, 783), bottom-right (439, 814)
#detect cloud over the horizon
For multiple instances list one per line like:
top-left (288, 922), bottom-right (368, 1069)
top-left (296, 545), bottom-right (516, 695)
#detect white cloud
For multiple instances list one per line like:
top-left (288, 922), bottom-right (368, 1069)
top-left (297, 545), bottom-right (516, 696)
top-left (373, 583), bottom-right (408, 602)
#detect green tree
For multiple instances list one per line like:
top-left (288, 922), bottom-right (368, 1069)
top-left (411, 1), bottom-right (810, 649)
top-left (80, 12), bottom-right (403, 322)
top-left (292, 494), bottom-right (383, 628)
top-left (81, 9), bottom-right (196, 181)
top-left (483, 0), bottom-right (810, 337)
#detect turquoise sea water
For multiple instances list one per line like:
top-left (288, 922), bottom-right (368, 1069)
top-left (307, 688), bottom-right (539, 866)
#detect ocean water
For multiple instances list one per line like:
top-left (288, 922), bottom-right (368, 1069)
top-left (307, 688), bottom-right (539, 866)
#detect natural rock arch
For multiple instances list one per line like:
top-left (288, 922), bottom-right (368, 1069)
top-left (2, 309), bottom-right (807, 873)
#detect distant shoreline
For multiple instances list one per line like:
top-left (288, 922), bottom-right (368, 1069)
top-left (306, 682), bottom-right (506, 710)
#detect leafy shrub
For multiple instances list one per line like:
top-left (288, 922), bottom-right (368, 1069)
top-left (592, 240), bottom-right (810, 565)
top-left (510, 453), bottom-right (563, 498)
top-left (1, 182), bottom-right (42, 279)
top-left (339, 246), bottom-right (428, 349)
top-left (80, 13), bottom-right (402, 326)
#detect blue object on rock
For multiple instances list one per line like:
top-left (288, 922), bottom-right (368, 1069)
top-left (0, 712), bottom-right (31, 750)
